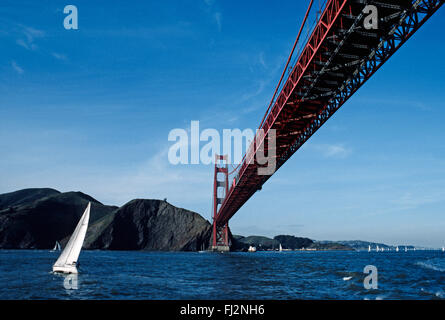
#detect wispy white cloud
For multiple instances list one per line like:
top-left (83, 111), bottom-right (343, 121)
top-left (258, 52), bottom-right (267, 69)
top-left (312, 143), bottom-right (352, 159)
top-left (11, 61), bottom-right (24, 74)
top-left (203, 0), bottom-right (222, 32)
top-left (52, 52), bottom-right (68, 61)
top-left (240, 80), bottom-right (267, 104)
top-left (15, 25), bottom-right (44, 51)
top-left (16, 39), bottom-right (34, 50)
top-left (214, 12), bottom-right (222, 31)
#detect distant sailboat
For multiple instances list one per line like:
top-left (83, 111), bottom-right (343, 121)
top-left (405, 246), bottom-right (408, 252)
top-left (248, 246), bottom-right (257, 252)
top-left (279, 243), bottom-right (283, 252)
top-left (376, 245), bottom-right (380, 252)
top-left (52, 202), bottom-right (91, 274)
top-left (396, 246), bottom-right (399, 252)
top-left (51, 241), bottom-right (61, 252)
top-left (368, 245), bottom-right (371, 252)
top-left (442, 246), bottom-right (444, 252)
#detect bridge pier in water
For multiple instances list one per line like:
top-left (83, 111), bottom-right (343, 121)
top-left (211, 154), bottom-right (230, 252)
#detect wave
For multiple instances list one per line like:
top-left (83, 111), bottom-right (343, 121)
top-left (416, 259), bottom-right (445, 273)
top-left (421, 288), bottom-right (444, 299)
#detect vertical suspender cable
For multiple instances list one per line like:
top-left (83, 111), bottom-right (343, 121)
top-left (258, 0), bottom-right (315, 129)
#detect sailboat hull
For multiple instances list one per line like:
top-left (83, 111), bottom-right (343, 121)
top-left (52, 265), bottom-right (78, 274)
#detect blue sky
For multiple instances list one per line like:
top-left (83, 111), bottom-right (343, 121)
top-left (1, 1), bottom-right (445, 247)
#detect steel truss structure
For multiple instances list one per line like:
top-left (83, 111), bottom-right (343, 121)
top-left (212, 0), bottom-right (443, 238)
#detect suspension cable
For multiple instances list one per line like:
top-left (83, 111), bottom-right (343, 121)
top-left (258, 0), bottom-right (315, 130)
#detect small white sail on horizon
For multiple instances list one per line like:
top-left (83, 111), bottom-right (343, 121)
top-left (279, 243), bottom-right (283, 252)
top-left (442, 246), bottom-right (444, 252)
top-left (51, 241), bottom-right (61, 252)
top-left (396, 246), bottom-right (399, 252)
top-left (368, 245), bottom-right (371, 252)
top-left (52, 202), bottom-right (91, 274)
top-left (405, 246), bottom-right (408, 252)
top-left (376, 245), bottom-right (379, 252)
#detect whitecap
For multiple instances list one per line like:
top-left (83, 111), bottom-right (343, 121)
top-left (416, 260), bottom-right (445, 272)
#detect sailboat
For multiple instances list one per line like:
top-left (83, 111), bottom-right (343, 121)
top-left (51, 241), bottom-right (61, 252)
top-left (442, 246), bottom-right (444, 252)
top-left (279, 243), bottom-right (283, 252)
top-left (52, 202), bottom-right (91, 274)
top-left (396, 246), bottom-right (399, 252)
top-left (368, 245), bottom-right (371, 252)
top-left (405, 246), bottom-right (408, 252)
top-left (376, 245), bottom-right (379, 252)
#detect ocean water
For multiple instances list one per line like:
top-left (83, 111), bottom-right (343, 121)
top-left (0, 250), bottom-right (444, 300)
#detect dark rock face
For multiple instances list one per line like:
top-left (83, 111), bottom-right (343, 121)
top-left (0, 189), bottom-right (117, 249)
top-left (274, 235), bottom-right (314, 249)
top-left (0, 189), bottom-right (213, 251)
top-left (86, 199), bottom-right (212, 251)
top-left (0, 188), bottom-right (60, 210)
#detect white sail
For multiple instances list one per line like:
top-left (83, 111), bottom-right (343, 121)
top-left (52, 241), bottom-right (61, 251)
top-left (279, 243), bottom-right (282, 252)
top-left (53, 202), bottom-right (90, 274)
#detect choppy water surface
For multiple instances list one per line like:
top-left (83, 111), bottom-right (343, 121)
top-left (0, 250), bottom-right (444, 299)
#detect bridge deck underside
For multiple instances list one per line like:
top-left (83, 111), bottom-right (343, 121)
top-left (215, 0), bottom-right (443, 227)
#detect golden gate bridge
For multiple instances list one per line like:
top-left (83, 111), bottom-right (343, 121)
top-left (211, 0), bottom-right (444, 251)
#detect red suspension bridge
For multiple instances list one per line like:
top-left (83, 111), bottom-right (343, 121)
top-left (211, 0), bottom-right (444, 251)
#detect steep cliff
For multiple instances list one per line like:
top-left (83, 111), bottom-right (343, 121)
top-left (85, 199), bottom-right (212, 251)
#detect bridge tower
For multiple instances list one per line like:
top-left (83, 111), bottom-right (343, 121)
top-left (211, 154), bottom-right (230, 252)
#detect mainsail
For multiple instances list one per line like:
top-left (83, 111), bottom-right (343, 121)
top-left (53, 202), bottom-right (90, 273)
